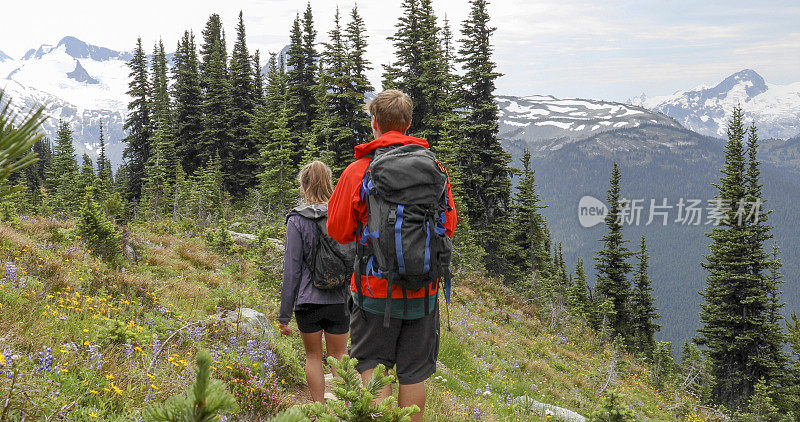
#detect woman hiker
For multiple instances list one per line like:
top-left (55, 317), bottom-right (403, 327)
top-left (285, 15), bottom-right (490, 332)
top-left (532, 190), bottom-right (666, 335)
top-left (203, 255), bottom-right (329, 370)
top-left (278, 161), bottom-right (350, 402)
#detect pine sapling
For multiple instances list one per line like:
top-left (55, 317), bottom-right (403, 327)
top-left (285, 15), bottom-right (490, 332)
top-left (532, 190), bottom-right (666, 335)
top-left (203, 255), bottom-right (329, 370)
top-left (143, 350), bottom-right (239, 422)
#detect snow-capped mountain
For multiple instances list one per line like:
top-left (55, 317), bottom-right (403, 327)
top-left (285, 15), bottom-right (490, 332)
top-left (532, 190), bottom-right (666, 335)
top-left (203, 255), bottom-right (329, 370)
top-left (629, 69), bottom-right (800, 140)
top-left (0, 36), bottom-right (130, 166)
top-left (497, 95), bottom-right (682, 156)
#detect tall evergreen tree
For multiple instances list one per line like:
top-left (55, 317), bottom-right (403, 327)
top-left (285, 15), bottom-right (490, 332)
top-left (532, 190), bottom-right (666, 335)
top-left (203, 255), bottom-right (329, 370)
top-left (284, 10), bottom-right (317, 166)
top-left (344, 5), bottom-right (374, 148)
top-left (697, 107), bottom-right (786, 408)
top-left (47, 121), bottom-right (80, 212)
top-left (569, 258), bottom-right (591, 319)
top-left (122, 37), bottom-right (151, 201)
top-left (253, 55), bottom-right (297, 213)
top-left (594, 163), bottom-right (633, 343)
top-left (199, 14), bottom-right (234, 188)
top-left (20, 138), bottom-right (52, 208)
top-left (509, 149), bottom-right (551, 288)
top-left (97, 121), bottom-right (113, 191)
top-left (283, 3), bottom-right (319, 157)
top-left (455, 0), bottom-right (512, 274)
top-left (227, 11), bottom-right (259, 195)
top-left (252, 49), bottom-right (264, 105)
top-left (383, 0), bottom-right (449, 148)
top-left (630, 235), bottom-right (660, 358)
top-left (150, 40), bottom-right (176, 182)
top-left (315, 7), bottom-right (357, 173)
top-left (172, 30), bottom-right (204, 175)
top-left (78, 153), bottom-right (96, 197)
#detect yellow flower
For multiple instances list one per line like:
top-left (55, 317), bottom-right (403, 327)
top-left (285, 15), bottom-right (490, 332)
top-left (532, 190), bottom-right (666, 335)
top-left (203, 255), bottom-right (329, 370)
top-left (89, 412), bottom-right (98, 418)
top-left (89, 390), bottom-right (99, 395)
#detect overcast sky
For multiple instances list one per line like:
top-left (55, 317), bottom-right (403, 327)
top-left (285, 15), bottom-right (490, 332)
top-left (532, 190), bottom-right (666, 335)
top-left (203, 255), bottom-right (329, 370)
top-left (2, 0), bottom-right (799, 102)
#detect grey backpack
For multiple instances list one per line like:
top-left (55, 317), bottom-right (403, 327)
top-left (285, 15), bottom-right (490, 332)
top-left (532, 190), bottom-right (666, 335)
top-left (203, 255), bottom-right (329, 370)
top-left (355, 144), bottom-right (453, 326)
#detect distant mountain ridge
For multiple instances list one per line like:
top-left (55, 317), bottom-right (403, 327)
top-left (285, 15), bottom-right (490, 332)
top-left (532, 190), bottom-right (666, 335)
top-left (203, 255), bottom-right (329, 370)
top-left (629, 69), bottom-right (800, 140)
top-left (497, 95), bottom-right (681, 159)
top-left (0, 36), bottom-right (133, 166)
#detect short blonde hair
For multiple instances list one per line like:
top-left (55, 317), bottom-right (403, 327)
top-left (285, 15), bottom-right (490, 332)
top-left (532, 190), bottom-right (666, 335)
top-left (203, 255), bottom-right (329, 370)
top-left (365, 89), bottom-right (413, 133)
top-left (298, 161), bottom-right (334, 204)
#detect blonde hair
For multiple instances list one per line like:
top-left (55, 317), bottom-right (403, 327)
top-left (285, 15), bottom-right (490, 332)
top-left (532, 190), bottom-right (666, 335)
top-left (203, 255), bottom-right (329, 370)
top-left (298, 161), bottom-right (334, 204)
top-left (365, 89), bottom-right (413, 133)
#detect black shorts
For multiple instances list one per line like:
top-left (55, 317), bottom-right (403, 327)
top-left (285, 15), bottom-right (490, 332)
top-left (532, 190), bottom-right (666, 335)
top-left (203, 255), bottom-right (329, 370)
top-left (348, 297), bottom-right (440, 385)
top-left (295, 303), bottom-right (350, 334)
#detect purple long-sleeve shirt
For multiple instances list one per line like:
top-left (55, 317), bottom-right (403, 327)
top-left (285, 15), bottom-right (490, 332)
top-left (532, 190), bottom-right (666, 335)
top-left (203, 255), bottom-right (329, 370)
top-left (278, 204), bottom-right (349, 325)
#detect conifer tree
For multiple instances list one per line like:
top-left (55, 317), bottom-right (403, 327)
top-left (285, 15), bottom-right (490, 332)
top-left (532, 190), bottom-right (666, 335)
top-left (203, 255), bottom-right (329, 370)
top-left (509, 149), bottom-right (551, 286)
top-left (172, 30), bottom-right (204, 175)
top-left (344, 6), bottom-right (374, 147)
top-left (697, 107), bottom-right (786, 408)
top-left (569, 258), bottom-right (591, 319)
top-left (199, 14), bottom-right (234, 185)
top-left (143, 350), bottom-right (238, 421)
top-left (283, 4), bottom-right (319, 166)
top-left (47, 121), bottom-right (80, 213)
top-left (21, 138), bottom-right (52, 208)
top-left (79, 153), bottom-right (96, 197)
top-left (553, 243), bottom-right (570, 300)
top-left (594, 163), bottom-right (633, 343)
top-left (630, 235), bottom-right (660, 358)
top-left (150, 40), bottom-right (176, 182)
top-left (383, 0), bottom-right (450, 148)
top-left (227, 11), bottom-right (259, 195)
top-left (454, 0), bottom-right (512, 274)
top-left (315, 7), bottom-right (357, 174)
top-left (252, 49), bottom-right (264, 105)
top-left (252, 55), bottom-right (297, 213)
top-left (122, 37), bottom-right (151, 201)
top-left (300, 2), bottom-right (319, 126)
top-left (77, 185), bottom-right (121, 259)
top-left (97, 122), bottom-right (113, 192)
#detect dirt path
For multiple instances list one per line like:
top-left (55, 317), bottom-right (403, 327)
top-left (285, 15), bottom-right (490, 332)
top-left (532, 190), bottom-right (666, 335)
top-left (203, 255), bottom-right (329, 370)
top-left (289, 373), bottom-right (335, 405)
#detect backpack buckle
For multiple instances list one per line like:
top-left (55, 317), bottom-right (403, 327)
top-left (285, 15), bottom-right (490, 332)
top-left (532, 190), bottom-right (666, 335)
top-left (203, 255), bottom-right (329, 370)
top-left (388, 208), bottom-right (397, 224)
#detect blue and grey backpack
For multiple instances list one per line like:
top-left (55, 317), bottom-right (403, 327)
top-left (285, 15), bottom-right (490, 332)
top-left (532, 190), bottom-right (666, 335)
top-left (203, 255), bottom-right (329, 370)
top-left (355, 144), bottom-right (454, 327)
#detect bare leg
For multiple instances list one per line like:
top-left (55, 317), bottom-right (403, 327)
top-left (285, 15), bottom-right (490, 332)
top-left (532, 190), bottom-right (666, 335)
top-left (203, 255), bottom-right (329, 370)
top-left (323, 331), bottom-right (349, 376)
top-left (398, 382), bottom-right (426, 422)
top-left (360, 367), bottom-right (392, 400)
top-left (300, 330), bottom-right (325, 402)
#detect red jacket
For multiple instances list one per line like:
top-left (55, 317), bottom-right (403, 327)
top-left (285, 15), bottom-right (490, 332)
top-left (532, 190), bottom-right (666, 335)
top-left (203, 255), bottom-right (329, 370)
top-left (327, 131), bottom-right (457, 299)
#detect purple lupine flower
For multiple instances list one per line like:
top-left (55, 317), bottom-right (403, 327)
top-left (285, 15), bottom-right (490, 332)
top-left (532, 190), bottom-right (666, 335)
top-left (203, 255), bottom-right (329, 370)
top-left (123, 343), bottom-right (135, 360)
top-left (88, 344), bottom-right (104, 370)
top-left (37, 347), bottom-right (55, 372)
top-left (151, 338), bottom-right (160, 356)
top-left (3, 263), bottom-right (17, 286)
top-left (262, 349), bottom-right (278, 378)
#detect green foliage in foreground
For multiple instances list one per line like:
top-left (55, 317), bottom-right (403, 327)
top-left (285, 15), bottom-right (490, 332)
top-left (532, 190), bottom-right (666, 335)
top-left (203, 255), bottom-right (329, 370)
top-left (0, 91), bottom-right (45, 198)
top-left (143, 350), bottom-right (239, 422)
top-left (271, 355), bottom-right (419, 422)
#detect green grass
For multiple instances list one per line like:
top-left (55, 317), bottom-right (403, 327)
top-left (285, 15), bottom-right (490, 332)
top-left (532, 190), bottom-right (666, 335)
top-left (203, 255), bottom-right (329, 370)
top-left (0, 215), bottom-right (701, 421)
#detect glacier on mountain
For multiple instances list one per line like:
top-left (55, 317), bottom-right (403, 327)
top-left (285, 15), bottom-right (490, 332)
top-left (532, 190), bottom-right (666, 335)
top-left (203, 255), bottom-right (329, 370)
top-left (629, 69), bottom-right (800, 140)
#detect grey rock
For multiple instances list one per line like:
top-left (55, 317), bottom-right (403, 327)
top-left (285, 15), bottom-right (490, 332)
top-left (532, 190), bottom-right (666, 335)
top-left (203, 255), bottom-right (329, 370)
top-left (512, 395), bottom-right (586, 422)
top-left (214, 308), bottom-right (276, 340)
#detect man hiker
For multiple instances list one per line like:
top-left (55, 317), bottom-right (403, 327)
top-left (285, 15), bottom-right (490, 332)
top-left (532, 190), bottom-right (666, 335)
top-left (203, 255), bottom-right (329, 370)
top-left (327, 89), bottom-right (457, 420)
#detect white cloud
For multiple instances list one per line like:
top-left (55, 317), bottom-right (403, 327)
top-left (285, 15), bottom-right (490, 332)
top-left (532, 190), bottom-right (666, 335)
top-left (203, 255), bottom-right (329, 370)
top-left (0, 0), bottom-right (798, 101)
